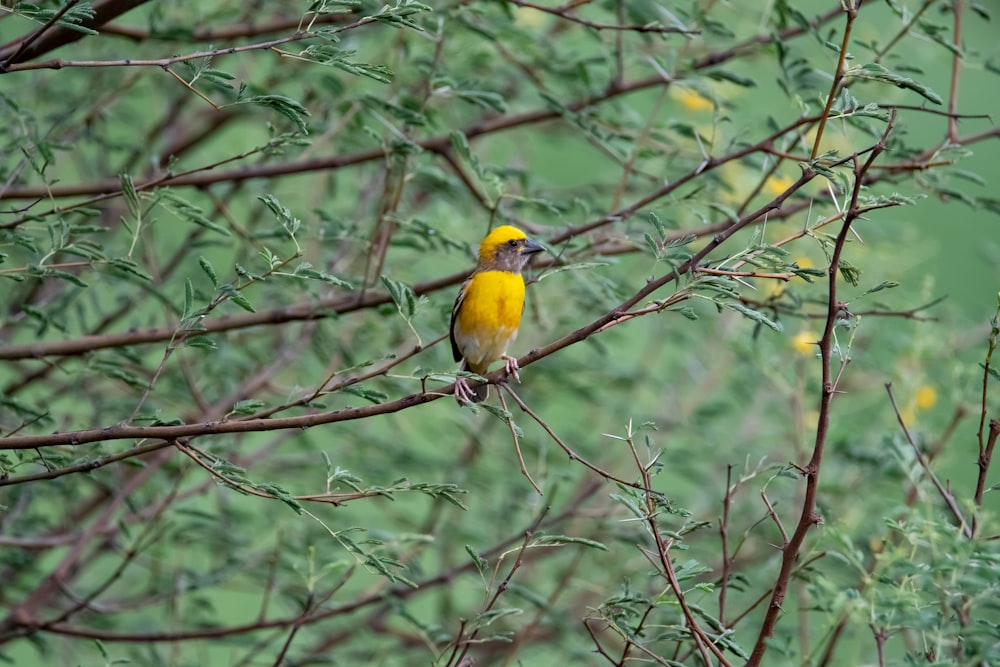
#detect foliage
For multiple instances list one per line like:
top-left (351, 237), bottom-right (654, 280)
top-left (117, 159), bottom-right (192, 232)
top-left (0, 1), bottom-right (998, 665)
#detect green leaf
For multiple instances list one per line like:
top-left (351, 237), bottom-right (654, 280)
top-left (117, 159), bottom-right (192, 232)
top-left (298, 45), bottom-right (395, 84)
top-left (465, 545), bottom-right (488, 576)
top-left (838, 258), bottom-right (861, 287)
top-left (26, 265), bottom-right (87, 287)
top-left (160, 191), bottom-right (230, 236)
top-left (474, 608), bottom-right (523, 626)
top-left (256, 482), bottom-right (303, 514)
top-left (20, 2), bottom-right (98, 34)
top-left (90, 358), bottom-right (147, 390)
top-left (381, 274), bottom-right (417, 318)
top-left (843, 63), bottom-right (943, 105)
top-left (979, 363), bottom-right (1000, 382)
top-left (183, 335), bottom-right (217, 350)
top-left (201, 68), bottom-right (236, 90)
top-left (240, 95), bottom-right (311, 134)
top-left (232, 399), bottom-right (267, 415)
top-left (219, 284), bottom-right (255, 312)
top-left (706, 69), bottom-right (756, 87)
top-left (453, 87), bottom-right (507, 112)
top-left (860, 281), bottom-right (899, 297)
top-left (198, 256), bottom-right (218, 286)
top-left (182, 278), bottom-right (195, 319)
top-left (725, 302), bottom-right (782, 332)
top-left (258, 194), bottom-right (302, 237)
top-left (533, 535), bottom-right (608, 551)
top-left (479, 403), bottom-right (524, 438)
top-left (107, 257), bottom-right (152, 282)
top-left (119, 173), bottom-right (140, 220)
top-left (362, 94), bottom-right (426, 126)
top-left (648, 211), bottom-right (667, 240)
top-left (293, 263), bottom-right (353, 288)
top-left (371, 1), bottom-right (431, 31)
top-left (341, 385), bottom-right (388, 404)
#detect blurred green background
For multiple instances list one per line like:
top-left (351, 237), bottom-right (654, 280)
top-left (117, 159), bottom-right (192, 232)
top-left (1, 1), bottom-right (998, 665)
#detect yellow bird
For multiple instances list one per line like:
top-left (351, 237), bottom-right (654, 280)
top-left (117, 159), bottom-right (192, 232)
top-left (450, 225), bottom-right (545, 404)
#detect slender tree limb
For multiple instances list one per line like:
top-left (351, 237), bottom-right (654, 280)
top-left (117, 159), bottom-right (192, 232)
top-left (885, 382), bottom-right (971, 538)
top-left (745, 106), bottom-right (897, 667)
top-left (0, 0), bottom-right (153, 68)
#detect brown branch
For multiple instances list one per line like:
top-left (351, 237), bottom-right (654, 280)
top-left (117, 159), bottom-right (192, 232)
top-left (496, 390), bottom-right (543, 495)
top-left (718, 465), bottom-right (734, 626)
top-left (947, 0), bottom-right (964, 142)
top-left (885, 382), bottom-right (970, 537)
top-left (1, 17), bottom-right (378, 73)
top-left (501, 384), bottom-right (654, 491)
top-left (0, 447), bottom-right (175, 636)
top-left (0, 440), bottom-right (172, 487)
top-left (976, 308), bottom-right (999, 459)
top-left (22, 485), bottom-right (599, 643)
top-left (973, 420), bottom-right (999, 531)
top-left (507, 0), bottom-right (697, 34)
top-left (0, 150), bottom-right (819, 455)
top-left (0, 110), bottom-right (822, 363)
top-left (761, 492), bottom-right (789, 546)
top-left (810, 2), bottom-right (858, 160)
top-left (696, 267), bottom-right (793, 281)
top-left (0, 0), bottom-right (152, 68)
top-left (450, 510), bottom-right (547, 666)
top-left (623, 429), bottom-right (732, 666)
top-left (0, 0), bottom-right (82, 69)
top-left (745, 105), bottom-right (897, 667)
top-left (99, 12), bottom-right (357, 42)
top-left (0, 5), bottom-right (847, 204)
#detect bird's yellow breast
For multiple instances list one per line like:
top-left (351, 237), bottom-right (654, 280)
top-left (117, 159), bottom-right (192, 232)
top-left (453, 271), bottom-right (526, 371)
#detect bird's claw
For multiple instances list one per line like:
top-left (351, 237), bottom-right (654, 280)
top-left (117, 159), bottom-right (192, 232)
top-left (501, 355), bottom-right (521, 383)
top-left (454, 376), bottom-right (476, 405)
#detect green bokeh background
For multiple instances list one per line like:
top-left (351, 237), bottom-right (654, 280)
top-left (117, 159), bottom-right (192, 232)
top-left (1, 1), bottom-right (999, 665)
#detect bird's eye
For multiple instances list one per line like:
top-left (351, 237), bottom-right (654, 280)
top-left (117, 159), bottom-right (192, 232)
top-left (507, 239), bottom-right (519, 247)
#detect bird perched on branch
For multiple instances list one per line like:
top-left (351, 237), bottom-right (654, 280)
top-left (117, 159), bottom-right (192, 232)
top-left (450, 225), bottom-right (546, 404)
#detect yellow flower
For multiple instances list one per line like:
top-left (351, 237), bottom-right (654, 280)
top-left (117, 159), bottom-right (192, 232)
top-left (793, 257), bottom-right (813, 270)
top-left (915, 385), bottom-right (937, 411)
top-left (675, 88), bottom-right (714, 112)
top-left (792, 331), bottom-right (818, 355)
top-left (515, 7), bottom-right (547, 28)
top-left (763, 280), bottom-right (784, 299)
top-left (764, 174), bottom-right (795, 196)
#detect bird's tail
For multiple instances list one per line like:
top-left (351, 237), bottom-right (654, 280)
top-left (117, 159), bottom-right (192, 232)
top-left (462, 360), bottom-right (490, 403)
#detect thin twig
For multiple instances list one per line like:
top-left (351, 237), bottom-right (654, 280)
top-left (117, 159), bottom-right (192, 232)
top-left (497, 388), bottom-right (543, 495)
top-left (810, 2), bottom-right (859, 160)
top-left (507, 0), bottom-right (697, 34)
top-left (0, 0), bottom-right (82, 70)
top-left (947, 0), bottom-right (965, 142)
top-left (885, 383), bottom-right (971, 538)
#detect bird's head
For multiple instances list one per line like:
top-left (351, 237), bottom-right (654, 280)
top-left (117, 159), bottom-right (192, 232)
top-left (477, 225), bottom-right (546, 272)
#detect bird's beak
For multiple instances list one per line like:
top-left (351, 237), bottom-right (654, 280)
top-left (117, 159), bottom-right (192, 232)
top-left (522, 238), bottom-right (546, 255)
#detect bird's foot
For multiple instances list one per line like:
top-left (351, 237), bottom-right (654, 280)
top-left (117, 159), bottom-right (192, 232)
top-left (455, 376), bottom-right (476, 405)
top-left (501, 355), bottom-right (521, 383)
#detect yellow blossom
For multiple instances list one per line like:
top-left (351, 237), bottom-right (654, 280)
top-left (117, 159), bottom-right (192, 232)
top-left (915, 385), bottom-right (937, 411)
top-left (763, 280), bottom-right (784, 299)
top-left (675, 88), bottom-right (714, 112)
top-left (514, 7), bottom-right (547, 27)
top-left (792, 331), bottom-right (819, 355)
top-left (764, 174), bottom-right (795, 196)
top-left (793, 257), bottom-right (813, 270)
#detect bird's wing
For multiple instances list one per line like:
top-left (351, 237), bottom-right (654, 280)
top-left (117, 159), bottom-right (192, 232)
top-left (449, 278), bottom-right (470, 363)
